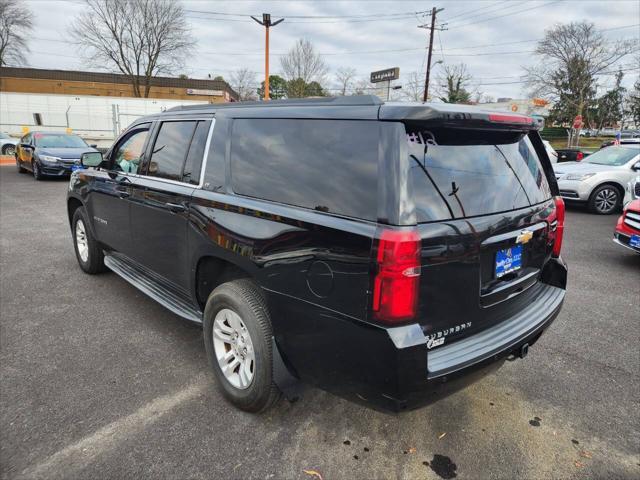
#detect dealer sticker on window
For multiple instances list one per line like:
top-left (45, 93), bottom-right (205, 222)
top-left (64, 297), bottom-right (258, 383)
top-left (495, 245), bottom-right (523, 278)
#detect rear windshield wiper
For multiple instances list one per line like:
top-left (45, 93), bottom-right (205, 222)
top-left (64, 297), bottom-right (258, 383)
top-left (409, 154), bottom-right (454, 219)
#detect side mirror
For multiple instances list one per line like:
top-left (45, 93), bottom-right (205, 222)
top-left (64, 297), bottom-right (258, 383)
top-left (632, 162), bottom-right (640, 172)
top-left (81, 151), bottom-right (103, 168)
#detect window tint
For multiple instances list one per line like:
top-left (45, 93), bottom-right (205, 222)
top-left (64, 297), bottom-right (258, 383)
top-left (408, 132), bottom-right (552, 222)
top-left (182, 120), bottom-right (211, 185)
top-left (148, 121), bottom-right (197, 181)
top-left (112, 128), bottom-right (150, 174)
top-left (231, 119), bottom-right (378, 220)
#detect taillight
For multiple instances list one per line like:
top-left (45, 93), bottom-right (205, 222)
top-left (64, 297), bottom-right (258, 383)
top-left (372, 229), bottom-right (421, 324)
top-left (487, 113), bottom-right (534, 125)
top-left (552, 196), bottom-right (565, 257)
top-left (576, 151), bottom-right (584, 161)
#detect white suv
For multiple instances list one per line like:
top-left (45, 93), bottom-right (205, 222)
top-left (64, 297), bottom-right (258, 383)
top-left (554, 145), bottom-right (640, 214)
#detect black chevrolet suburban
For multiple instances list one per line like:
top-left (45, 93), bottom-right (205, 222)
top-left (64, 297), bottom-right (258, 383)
top-left (67, 96), bottom-right (567, 412)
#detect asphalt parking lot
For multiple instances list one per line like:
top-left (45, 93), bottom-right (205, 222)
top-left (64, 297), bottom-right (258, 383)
top-left (1, 166), bottom-right (639, 480)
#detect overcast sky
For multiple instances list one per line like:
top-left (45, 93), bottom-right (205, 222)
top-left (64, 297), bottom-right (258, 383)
top-left (22, 0), bottom-right (640, 100)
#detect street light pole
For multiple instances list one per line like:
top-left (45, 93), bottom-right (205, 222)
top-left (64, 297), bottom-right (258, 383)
top-left (251, 13), bottom-right (284, 101)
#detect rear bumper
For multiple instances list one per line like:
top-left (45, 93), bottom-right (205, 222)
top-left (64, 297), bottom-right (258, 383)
top-left (272, 261), bottom-right (567, 412)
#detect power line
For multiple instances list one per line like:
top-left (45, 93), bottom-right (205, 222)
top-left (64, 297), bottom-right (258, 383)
top-left (448, 1), bottom-right (562, 29)
top-left (445, 0), bottom-right (523, 23)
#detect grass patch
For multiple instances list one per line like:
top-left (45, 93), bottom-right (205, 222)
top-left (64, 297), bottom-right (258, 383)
top-left (549, 137), bottom-right (607, 151)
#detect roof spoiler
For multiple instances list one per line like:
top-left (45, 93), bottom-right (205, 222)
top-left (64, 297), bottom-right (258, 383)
top-left (380, 103), bottom-right (539, 130)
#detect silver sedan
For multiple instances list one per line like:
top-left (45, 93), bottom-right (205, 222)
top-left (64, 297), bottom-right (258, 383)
top-left (554, 145), bottom-right (640, 214)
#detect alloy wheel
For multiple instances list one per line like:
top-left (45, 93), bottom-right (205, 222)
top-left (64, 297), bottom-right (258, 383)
top-left (212, 308), bottom-right (255, 390)
top-left (75, 219), bottom-right (89, 262)
top-left (4, 145), bottom-right (15, 156)
top-left (594, 187), bottom-right (618, 213)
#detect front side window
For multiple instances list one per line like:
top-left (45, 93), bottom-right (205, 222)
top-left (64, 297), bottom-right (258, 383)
top-left (112, 127), bottom-right (150, 173)
top-left (147, 121), bottom-right (197, 181)
top-left (230, 118), bottom-right (379, 220)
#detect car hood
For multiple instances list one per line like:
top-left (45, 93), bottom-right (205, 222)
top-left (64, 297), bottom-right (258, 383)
top-left (554, 161), bottom-right (621, 175)
top-left (38, 147), bottom-right (97, 159)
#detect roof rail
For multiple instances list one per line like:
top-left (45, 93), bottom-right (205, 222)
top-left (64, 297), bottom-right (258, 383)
top-left (165, 95), bottom-right (382, 112)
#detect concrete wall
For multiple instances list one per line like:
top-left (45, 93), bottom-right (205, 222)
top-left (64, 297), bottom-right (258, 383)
top-left (0, 92), bottom-right (206, 147)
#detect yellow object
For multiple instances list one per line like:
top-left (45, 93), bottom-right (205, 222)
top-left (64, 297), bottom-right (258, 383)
top-left (21, 126), bottom-right (29, 134)
top-left (66, 128), bottom-right (73, 134)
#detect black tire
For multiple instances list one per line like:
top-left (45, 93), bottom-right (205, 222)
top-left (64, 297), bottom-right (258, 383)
top-left (71, 207), bottom-right (106, 274)
top-left (203, 279), bottom-right (281, 412)
top-left (588, 184), bottom-right (621, 214)
top-left (16, 157), bottom-right (27, 173)
top-left (32, 161), bottom-right (43, 181)
top-left (2, 144), bottom-right (16, 156)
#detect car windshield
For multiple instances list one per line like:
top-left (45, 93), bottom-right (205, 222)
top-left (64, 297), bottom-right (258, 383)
top-left (34, 134), bottom-right (87, 148)
top-left (0, 133), bottom-right (9, 139)
top-left (585, 146), bottom-right (639, 166)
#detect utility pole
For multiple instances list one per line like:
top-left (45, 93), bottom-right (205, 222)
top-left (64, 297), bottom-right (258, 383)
top-left (251, 13), bottom-right (284, 101)
top-left (419, 7), bottom-right (444, 102)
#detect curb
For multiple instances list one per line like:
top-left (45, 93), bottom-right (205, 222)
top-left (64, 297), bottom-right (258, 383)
top-left (0, 156), bottom-right (15, 166)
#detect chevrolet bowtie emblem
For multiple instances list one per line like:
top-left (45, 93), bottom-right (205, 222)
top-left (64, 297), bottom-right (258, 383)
top-left (516, 230), bottom-right (533, 244)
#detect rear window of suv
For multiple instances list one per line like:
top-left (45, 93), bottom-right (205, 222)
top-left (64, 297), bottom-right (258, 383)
top-left (230, 118), bottom-right (379, 220)
top-left (406, 127), bottom-right (552, 222)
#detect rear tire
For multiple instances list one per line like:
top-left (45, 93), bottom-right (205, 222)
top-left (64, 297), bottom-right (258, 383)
top-left (588, 184), bottom-right (621, 214)
top-left (3, 144), bottom-right (16, 156)
top-left (203, 279), bottom-right (281, 412)
top-left (72, 207), bottom-right (106, 274)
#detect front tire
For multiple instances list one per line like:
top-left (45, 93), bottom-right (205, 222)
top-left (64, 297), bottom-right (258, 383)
top-left (72, 207), bottom-right (106, 274)
top-left (588, 184), bottom-right (621, 214)
top-left (32, 161), bottom-right (43, 181)
top-left (203, 279), bottom-right (281, 412)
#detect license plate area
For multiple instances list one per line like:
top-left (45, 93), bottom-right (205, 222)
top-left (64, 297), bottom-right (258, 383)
top-left (495, 244), bottom-right (523, 278)
top-left (630, 234), bottom-right (640, 248)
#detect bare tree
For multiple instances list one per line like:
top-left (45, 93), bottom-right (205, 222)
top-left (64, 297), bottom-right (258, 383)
top-left (525, 21), bottom-right (637, 122)
top-left (435, 63), bottom-right (474, 104)
top-left (334, 67), bottom-right (357, 96)
top-left (280, 38), bottom-right (329, 86)
top-left (0, 0), bottom-right (32, 66)
top-left (70, 0), bottom-right (195, 98)
top-left (402, 71), bottom-right (424, 102)
top-left (353, 78), bottom-right (374, 96)
top-left (230, 68), bottom-right (258, 101)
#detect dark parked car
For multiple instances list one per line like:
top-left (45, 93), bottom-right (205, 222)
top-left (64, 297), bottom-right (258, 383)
top-left (15, 131), bottom-right (98, 180)
top-left (555, 148), bottom-right (591, 162)
top-left (67, 97), bottom-right (567, 412)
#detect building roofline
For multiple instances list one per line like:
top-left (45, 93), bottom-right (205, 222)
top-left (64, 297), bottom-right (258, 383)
top-left (0, 66), bottom-right (238, 99)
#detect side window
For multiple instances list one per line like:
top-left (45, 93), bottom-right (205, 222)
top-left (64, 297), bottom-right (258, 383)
top-left (112, 127), bottom-right (150, 173)
top-left (230, 119), bottom-right (379, 220)
top-left (182, 120), bottom-right (212, 185)
top-left (147, 121), bottom-right (197, 181)
top-left (21, 133), bottom-right (31, 145)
